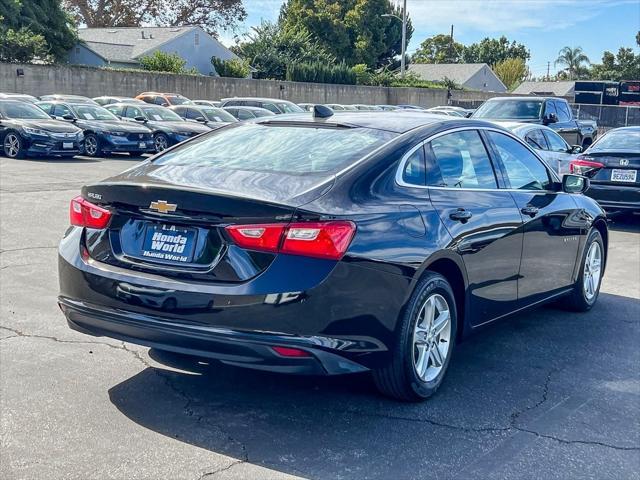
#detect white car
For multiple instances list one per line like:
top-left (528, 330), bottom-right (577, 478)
top-left (498, 122), bottom-right (583, 175)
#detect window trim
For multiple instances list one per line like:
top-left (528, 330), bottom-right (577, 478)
top-left (395, 126), bottom-right (559, 192)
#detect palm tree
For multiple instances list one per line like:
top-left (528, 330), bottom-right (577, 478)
top-left (555, 46), bottom-right (590, 80)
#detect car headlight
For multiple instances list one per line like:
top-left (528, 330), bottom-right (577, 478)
top-left (23, 126), bottom-right (50, 136)
top-left (109, 131), bottom-right (127, 136)
top-left (77, 131), bottom-right (84, 140)
top-left (177, 132), bottom-right (192, 136)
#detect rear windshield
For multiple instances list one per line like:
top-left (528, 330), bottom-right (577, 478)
top-left (590, 130), bottom-right (640, 152)
top-left (0, 101), bottom-right (50, 119)
top-left (473, 100), bottom-right (543, 120)
top-left (154, 123), bottom-right (396, 174)
top-left (166, 95), bottom-right (192, 105)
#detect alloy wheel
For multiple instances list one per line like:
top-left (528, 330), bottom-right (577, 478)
top-left (583, 241), bottom-right (602, 300)
top-left (4, 134), bottom-right (20, 158)
top-left (85, 136), bottom-right (98, 156)
top-left (412, 293), bottom-right (452, 382)
top-left (155, 135), bottom-right (168, 151)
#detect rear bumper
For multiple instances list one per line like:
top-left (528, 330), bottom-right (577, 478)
top-left (60, 297), bottom-right (367, 375)
top-left (58, 227), bottom-right (411, 374)
top-left (587, 183), bottom-right (640, 212)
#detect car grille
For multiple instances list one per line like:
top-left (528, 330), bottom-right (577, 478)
top-left (127, 133), bottom-right (151, 141)
top-left (50, 132), bottom-right (77, 139)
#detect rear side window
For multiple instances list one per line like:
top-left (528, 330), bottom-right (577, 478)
top-left (402, 146), bottom-right (426, 185)
top-left (154, 123), bottom-right (396, 174)
top-left (154, 96), bottom-right (168, 106)
top-left (543, 130), bottom-right (569, 152)
top-left (525, 129), bottom-right (549, 150)
top-left (425, 130), bottom-right (497, 189)
top-left (487, 131), bottom-right (551, 191)
top-left (107, 105), bottom-right (123, 116)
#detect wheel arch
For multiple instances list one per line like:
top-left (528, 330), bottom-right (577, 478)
top-left (592, 216), bottom-right (608, 273)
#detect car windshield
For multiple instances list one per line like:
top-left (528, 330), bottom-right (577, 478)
top-left (154, 123), bottom-right (396, 174)
top-left (473, 100), bottom-right (544, 120)
top-left (71, 104), bottom-right (118, 121)
top-left (201, 107), bottom-right (236, 123)
top-left (277, 102), bottom-right (304, 113)
top-left (0, 101), bottom-right (50, 119)
top-left (141, 106), bottom-right (183, 121)
top-left (590, 130), bottom-right (640, 152)
top-left (166, 96), bottom-right (192, 105)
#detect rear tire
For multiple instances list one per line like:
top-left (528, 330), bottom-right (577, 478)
top-left (373, 272), bottom-right (457, 401)
top-left (3, 131), bottom-right (26, 158)
top-left (563, 229), bottom-right (604, 312)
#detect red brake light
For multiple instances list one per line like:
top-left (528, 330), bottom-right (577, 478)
top-left (225, 221), bottom-right (355, 260)
top-left (569, 158), bottom-right (604, 175)
top-left (70, 196), bottom-right (112, 229)
top-left (271, 346), bottom-right (312, 358)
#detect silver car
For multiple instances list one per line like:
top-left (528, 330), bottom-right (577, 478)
top-left (498, 122), bottom-right (583, 175)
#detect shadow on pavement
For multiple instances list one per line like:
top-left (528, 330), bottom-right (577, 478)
top-left (107, 292), bottom-right (640, 479)
top-left (608, 213), bottom-right (640, 233)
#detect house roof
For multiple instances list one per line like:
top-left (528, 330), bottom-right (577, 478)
top-left (512, 81), bottom-right (575, 96)
top-left (407, 63), bottom-right (491, 85)
top-left (77, 26), bottom-right (206, 62)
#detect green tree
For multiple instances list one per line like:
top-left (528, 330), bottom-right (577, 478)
top-left (554, 46), bottom-right (590, 80)
top-left (234, 21), bottom-right (334, 80)
top-left (590, 47), bottom-right (640, 81)
top-left (411, 34), bottom-right (464, 64)
top-left (493, 58), bottom-right (528, 90)
top-left (0, 0), bottom-right (76, 62)
top-left (64, 0), bottom-right (246, 36)
top-left (462, 36), bottom-right (530, 65)
top-left (0, 22), bottom-right (49, 63)
top-left (211, 57), bottom-right (251, 78)
top-left (138, 51), bottom-right (197, 74)
top-left (279, 0), bottom-right (413, 68)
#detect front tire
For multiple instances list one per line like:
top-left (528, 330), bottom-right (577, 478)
top-left (83, 133), bottom-right (101, 157)
top-left (154, 133), bottom-right (169, 152)
top-left (3, 131), bottom-right (26, 158)
top-left (373, 272), bottom-right (457, 401)
top-left (564, 229), bottom-right (604, 312)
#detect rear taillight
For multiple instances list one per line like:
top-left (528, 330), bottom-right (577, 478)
top-left (271, 346), bottom-right (312, 358)
top-left (569, 158), bottom-right (604, 176)
top-left (225, 221), bottom-right (355, 260)
top-left (70, 196), bottom-right (112, 229)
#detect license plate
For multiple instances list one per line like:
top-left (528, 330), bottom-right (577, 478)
top-left (141, 225), bottom-right (197, 263)
top-left (62, 142), bottom-right (73, 149)
top-left (139, 142), bottom-right (146, 148)
top-left (611, 169), bottom-right (637, 182)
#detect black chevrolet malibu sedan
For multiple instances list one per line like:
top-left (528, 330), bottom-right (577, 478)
top-left (58, 111), bottom-right (608, 401)
top-left (37, 101), bottom-right (155, 157)
top-left (0, 100), bottom-right (84, 158)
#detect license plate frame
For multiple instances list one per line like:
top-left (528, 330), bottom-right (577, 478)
top-left (141, 224), bottom-right (197, 263)
top-left (62, 142), bottom-right (74, 149)
top-left (138, 141), bottom-right (146, 149)
top-left (611, 169), bottom-right (637, 183)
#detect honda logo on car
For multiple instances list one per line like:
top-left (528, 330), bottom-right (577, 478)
top-left (620, 158), bottom-right (629, 166)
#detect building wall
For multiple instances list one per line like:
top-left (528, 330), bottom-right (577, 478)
top-left (465, 65), bottom-right (507, 93)
top-left (153, 28), bottom-right (237, 76)
top-left (66, 44), bottom-right (106, 68)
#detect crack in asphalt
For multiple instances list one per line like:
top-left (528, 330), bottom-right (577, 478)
top-left (0, 245), bottom-right (58, 254)
top-left (196, 459), bottom-right (245, 479)
top-left (2, 326), bottom-right (638, 454)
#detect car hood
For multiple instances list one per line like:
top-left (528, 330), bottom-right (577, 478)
top-left (16, 119), bottom-right (82, 133)
top-left (75, 119), bottom-right (151, 133)
top-left (146, 121), bottom-right (210, 134)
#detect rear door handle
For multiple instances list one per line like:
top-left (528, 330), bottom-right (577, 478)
top-left (521, 205), bottom-right (539, 217)
top-left (449, 208), bottom-right (473, 222)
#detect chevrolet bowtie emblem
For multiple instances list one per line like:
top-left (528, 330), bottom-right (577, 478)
top-left (149, 200), bottom-right (177, 213)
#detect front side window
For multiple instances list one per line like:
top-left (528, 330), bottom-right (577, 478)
top-left (487, 131), bottom-right (551, 191)
top-left (36, 102), bottom-right (53, 114)
top-left (525, 129), bottom-right (549, 150)
top-left (106, 105), bottom-right (123, 116)
top-left (124, 106), bottom-right (142, 119)
top-left (544, 101), bottom-right (557, 118)
top-left (555, 101), bottom-right (572, 122)
top-left (425, 130), bottom-right (497, 189)
top-left (543, 130), bottom-right (569, 152)
top-left (53, 104), bottom-right (73, 118)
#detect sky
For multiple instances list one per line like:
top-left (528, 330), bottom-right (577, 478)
top-left (218, 0), bottom-right (640, 77)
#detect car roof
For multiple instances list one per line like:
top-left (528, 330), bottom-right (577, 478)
top-left (222, 97), bottom-right (296, 103)
top-left (484, 96), bottom-right (559, 102)
top-left (224, 105), bottom-right (274, 112)
top-left (256, 111), bottom-right (499, 134)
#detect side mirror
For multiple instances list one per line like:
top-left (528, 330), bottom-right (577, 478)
top-left (570, 145), bottom-right (583, 154)
top-left (543, 112), bottom-right (558, 125)
top-left (562, 174), bottom-right (589, 194)
top-left (62, 114), bottom-right (75, 121)
top-left (134, 116), bottom-right (147, 122)
top-left (195, 116), bottom-right (207, 123)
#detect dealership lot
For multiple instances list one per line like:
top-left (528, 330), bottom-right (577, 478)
top-left (1, 155), bottom-right (638, 479)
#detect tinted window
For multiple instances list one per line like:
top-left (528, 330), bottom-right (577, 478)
top-left (223, 100), bottom-right (241, 107)
top-left (54, 104), bottom-right (73, 117)
top-left (555, 101), bottom-right (572, 122)
top-left (0, 101), bottom-right (50, 119)
top-left (487, 131), bottom-right (551, 190)
top-left (426, 130), bottom-right (497, 189)
top-left (543, 130), bottom-right (569, 152)
top-left (260, 103), bottom-right (280, 113)
top-left (166, 95), bottom-right (191, 105)
top-left (473, 99), bottom-right (543, 120)
top-left (155, 124), bottom-right (396, 174)
top-left (154, 96), bottom-right (169, 106)
top-left (185, 108), bottom-right (201, 120)
top-left (172, 107), bottom-right (186, 118)
top-left (402, 146), bottom-right (426, 185)
top-left (124, 106), bottom-right (142, 119)
top-left (37, 102), bottom-right (53, 114)
top-left (544, 101), bottom-right (557, 117)
top-left (525, 129), bottom-right (549, 150)
top-left (236, 109), bottom-right (253, 120)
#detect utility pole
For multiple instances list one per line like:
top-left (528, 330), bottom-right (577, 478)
top-left (449, 24), bottom-right (454, 62)
top-left (400, 0), bottom-right (407, 78)
top-left (546, 61), bottom-right (550, 81)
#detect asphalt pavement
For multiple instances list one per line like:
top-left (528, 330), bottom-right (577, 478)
top-left (1, 154), bottom-right (639, 480)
